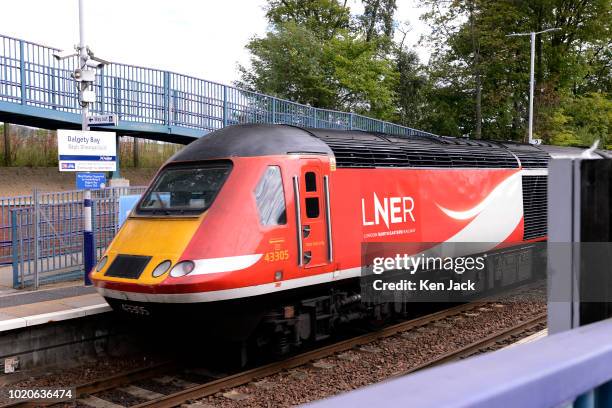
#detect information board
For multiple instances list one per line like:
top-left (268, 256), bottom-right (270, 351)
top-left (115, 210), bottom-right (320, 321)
top-left (58, 130), bottom-right (116, 172)
top-left (76, 173), bottom-right (106, 190)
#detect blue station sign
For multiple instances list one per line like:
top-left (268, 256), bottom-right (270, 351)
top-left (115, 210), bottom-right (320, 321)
top-left (76, 173), bottom-right (107, 190)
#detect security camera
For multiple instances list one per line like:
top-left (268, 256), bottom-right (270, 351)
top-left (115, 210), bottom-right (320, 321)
top-left (85, 59), bottom-right (104, 68)
top-left (71, 68), bottom-right (96, 82)
top-left (52, 49), bottom-right (78, 60)
top-left (87, 49), bottom-right (110, 66)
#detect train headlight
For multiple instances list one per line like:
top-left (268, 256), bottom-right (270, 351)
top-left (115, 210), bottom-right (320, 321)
top-left (96, 256), bottom-right (108, 272)
top-left (170, 261), bottom-right (195, 277)
top-left (152, 260), bottom-right (172, 278)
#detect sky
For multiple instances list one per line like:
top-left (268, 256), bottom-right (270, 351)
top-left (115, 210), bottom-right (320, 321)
top-left (0, 0), bottom-right (430, 85)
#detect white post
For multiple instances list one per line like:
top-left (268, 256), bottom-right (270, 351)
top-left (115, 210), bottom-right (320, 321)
top-left (528, 31), bottom-right (535, 145)
top-left (79, 0), bottom-right (89, 132)
top-left (506, 27), bottom-right (560, 145)
top-left (79, 0), bottom-right (94, 285)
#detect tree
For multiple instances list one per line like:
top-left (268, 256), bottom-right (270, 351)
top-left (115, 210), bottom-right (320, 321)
top-left (239, 0), bottom-right (398, 119)
top-left (420, 0), bottom-right (611, 142)
top-left (238, 23), bottom-right (334, 107)
top-left (394, 48), bottom-right (427, 127)
top-left (239, 0), bottom-right (611, 142)
top-left (548, 92), bottom-right (612, 147)
top-left (265, 0), bottom-right (350, 41)
top-left (393, 23), bottom-right (428, 128)
top-left (359, 0), bottom-right (397, 43)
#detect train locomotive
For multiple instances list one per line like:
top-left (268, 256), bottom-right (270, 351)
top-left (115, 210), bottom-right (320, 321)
top-left (91, 124), bottom-right (552, 352)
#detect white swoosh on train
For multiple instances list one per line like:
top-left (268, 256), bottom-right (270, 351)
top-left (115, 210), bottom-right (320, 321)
top-left (436, 172), bottom-right (523, 247)
top-left (190, 254), bottom-right (263, 275)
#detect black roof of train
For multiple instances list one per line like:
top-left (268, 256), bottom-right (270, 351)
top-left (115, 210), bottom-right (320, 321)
top-left (169, 123), bottom-right (554, 169)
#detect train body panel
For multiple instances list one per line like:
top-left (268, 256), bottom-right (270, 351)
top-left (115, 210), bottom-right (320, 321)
top-left (328, 168), bottom-right (526, 274)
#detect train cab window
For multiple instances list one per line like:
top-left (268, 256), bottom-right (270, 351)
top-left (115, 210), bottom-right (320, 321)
top-left (254, 166), bottom-right (287, 226)
top-left (305, 172), bottom-right (317, 192)
top-left (137, 162), bottom-right (232, 215)
top-left (305, 197), bottom-right (320, 218)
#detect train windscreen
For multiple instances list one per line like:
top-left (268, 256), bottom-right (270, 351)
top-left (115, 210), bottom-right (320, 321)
top-left (137, 162), bottom-right (232, 215)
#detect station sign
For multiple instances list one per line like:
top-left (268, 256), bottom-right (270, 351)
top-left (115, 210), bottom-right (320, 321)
top-left (87, 114), bottom-right (118, 126)
top-left (76, 173), bottom-right (106, 190)
top-left (57, 129), bottom-right (116, 172)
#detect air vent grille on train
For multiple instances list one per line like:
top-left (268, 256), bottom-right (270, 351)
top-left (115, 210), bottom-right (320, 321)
top-left (314, 135), bottom-right (520, 168)
top-left (504, 144), bottom-right (550, 168)
top-left (522, 175), bottom-right (548, 240)
top-left (104, 254), bottom-right (152, 279)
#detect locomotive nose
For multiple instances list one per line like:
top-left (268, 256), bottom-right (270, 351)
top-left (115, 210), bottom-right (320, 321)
top-left (90, 216), bottom-right (201, 285)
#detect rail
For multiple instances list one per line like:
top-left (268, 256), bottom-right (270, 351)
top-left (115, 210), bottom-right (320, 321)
top-left (1, 186), bottom-right (145, 288)
top-left (0, 33), bottom-right (436, 141)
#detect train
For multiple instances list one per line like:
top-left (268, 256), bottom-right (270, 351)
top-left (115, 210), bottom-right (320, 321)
top-left (91, 123), bottom-right (562, 354)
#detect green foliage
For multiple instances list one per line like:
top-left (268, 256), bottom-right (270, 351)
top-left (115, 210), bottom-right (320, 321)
top-left (394, 49), bottom-right (427, 127)
top-left (420, 0), bottom-right (612, 141)
top-left (241, 0), bottom-right (611, 144)
top-left (265, 0), bottom-right (351, 40)
top-left (548, 93), bottom-right (612, 148)
top-left (239, 23), bottom-right (334, 107)
top-left (359, 0), bottom-right (397, 44)
top-left (238, 0), bottom-right (398, 120)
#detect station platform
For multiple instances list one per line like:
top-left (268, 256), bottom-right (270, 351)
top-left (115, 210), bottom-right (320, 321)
top-left (0, 282), bottom-right (110, 332)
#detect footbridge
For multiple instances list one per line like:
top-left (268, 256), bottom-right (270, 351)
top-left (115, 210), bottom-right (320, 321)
top-left (0, 33), bottom-right (434, 143)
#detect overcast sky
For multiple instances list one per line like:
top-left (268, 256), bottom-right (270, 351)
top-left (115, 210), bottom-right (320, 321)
top-left (1, 0), bottom-right (430, 85)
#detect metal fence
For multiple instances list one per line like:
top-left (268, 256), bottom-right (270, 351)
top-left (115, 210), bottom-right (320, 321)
top-left (0, 33), bottom-right (436, 138)
top-left (2, 186), bottom-right (146, 288)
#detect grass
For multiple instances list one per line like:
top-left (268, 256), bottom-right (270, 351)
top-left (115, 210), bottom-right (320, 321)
top-left (0, 124), bottom-right (182, 168)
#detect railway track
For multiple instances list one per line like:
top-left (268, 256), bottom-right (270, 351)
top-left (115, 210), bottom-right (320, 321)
top-left (392, 313), bottom-right (547, 377)
top-left (0, 300), bottom-right (546, 408)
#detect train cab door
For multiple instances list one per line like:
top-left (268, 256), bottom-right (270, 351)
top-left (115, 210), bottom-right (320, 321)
top-left (293, 160), bottom-right (332, 269)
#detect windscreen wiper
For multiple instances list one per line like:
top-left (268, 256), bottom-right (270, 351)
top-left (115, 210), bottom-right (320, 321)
top-left (154, 192), bottom-right (171, 215)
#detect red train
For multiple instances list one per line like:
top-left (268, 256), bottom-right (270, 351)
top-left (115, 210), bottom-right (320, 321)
top-left (90, 124), bottom-right (550, 351)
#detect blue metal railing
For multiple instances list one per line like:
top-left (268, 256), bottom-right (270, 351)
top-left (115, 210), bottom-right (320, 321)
top-left (308, 318), bottom-right (612, 408)
top-left (0, 33), bottom-right (436, 139)
top-left (3, 187), bottom-right (146, 288)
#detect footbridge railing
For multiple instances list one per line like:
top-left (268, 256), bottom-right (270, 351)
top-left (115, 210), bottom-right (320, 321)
top-left (1, 187), bottom-right (146, 288)
top-left (0, 33), bottom-right (436, 141)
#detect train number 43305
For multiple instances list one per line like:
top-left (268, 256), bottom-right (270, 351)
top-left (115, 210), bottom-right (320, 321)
top-left (264, 249), bottom-right (289, 262)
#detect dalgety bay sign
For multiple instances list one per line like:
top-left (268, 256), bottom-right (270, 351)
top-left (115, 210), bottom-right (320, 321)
top-left (57, 129), bottom-right (117, 172)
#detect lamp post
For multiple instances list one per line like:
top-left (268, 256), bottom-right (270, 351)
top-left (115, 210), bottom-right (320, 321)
top-left (54, 0), bottom-right (109, 285)
top-left (507, 27), bottom-right (560, 145)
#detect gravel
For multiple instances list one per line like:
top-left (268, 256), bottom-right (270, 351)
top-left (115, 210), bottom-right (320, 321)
top-left (197, 284), bottom-right (546, 407)
top-left (0, 355), bottom-right (162, 405)
top-left (0, 283), bottom-right (546, 408)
